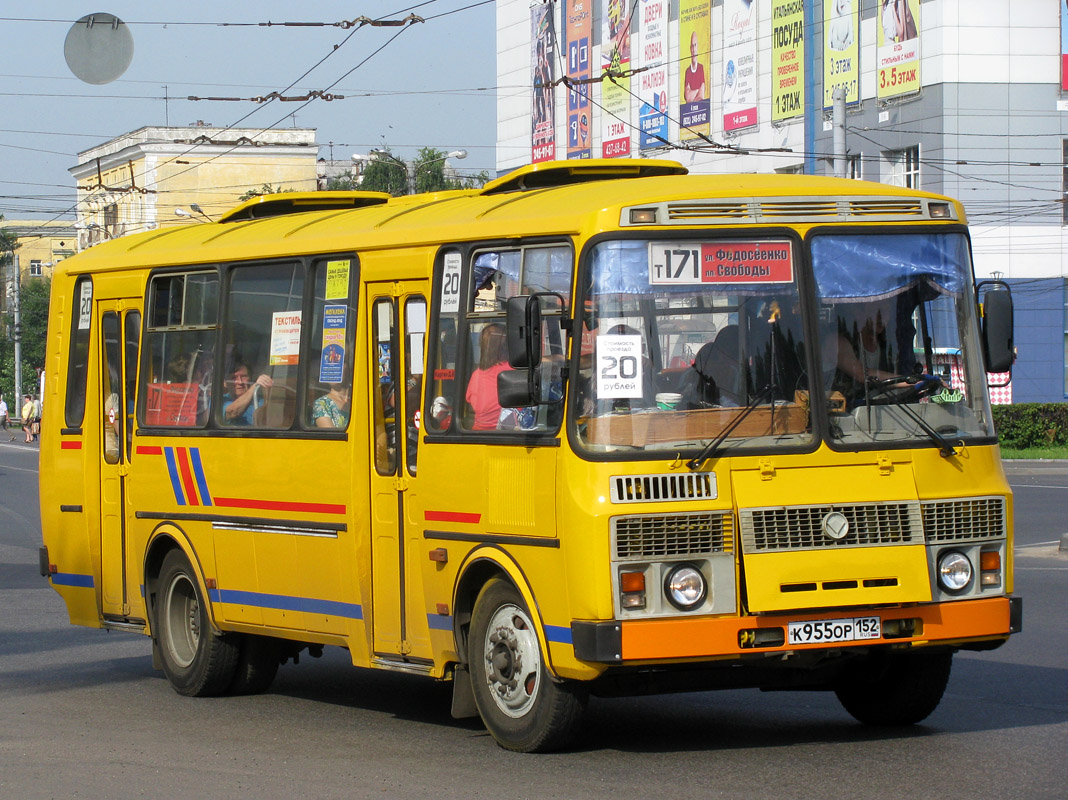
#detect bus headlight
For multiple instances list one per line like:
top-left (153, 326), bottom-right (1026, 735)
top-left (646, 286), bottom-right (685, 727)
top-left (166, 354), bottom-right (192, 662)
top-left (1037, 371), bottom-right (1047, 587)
top-left (664, 564), bottom-right (707, 611)
top-left (937, 550), bottom-right (973, 593)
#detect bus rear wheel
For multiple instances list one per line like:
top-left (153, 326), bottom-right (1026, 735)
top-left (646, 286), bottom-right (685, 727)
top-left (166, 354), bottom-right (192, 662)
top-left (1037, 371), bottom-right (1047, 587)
top-left (468, 578), bottom-right (586, 753)
top-left (154, 549), bottom-right (239, 697)
top-left (834, 650), bottom-right (953, 726)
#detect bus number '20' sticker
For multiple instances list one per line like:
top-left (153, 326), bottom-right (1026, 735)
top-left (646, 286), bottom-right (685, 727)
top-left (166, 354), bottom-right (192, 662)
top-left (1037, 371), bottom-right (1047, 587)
top-left (649, 241), bottom-right (793, 285)
top-left (441, 252), bottom-right (462, 313)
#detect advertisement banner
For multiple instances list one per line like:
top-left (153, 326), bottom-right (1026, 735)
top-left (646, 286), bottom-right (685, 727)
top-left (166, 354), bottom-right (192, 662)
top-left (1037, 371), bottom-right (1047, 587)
top-left (722, 0), bottom-right (758, 133)
top-left (565, 0), bottom-right (593, 159)
top-left (1062, 0), bottom-right (1068, 92)
top-left (601, 0), bottom-right (633, 158)
top-left (318, 306), bottom-right (347, 384)
top-left (638, 0), bottom-right (669, 149)
top-left (531, 4), bottom-right (557, 163)
top-left (678, 0), bottom-right (711, 141)
top-left (771, 0), bottom-right (804, 123)
top-left (824, 0), bottom-right (859, 108)
top-left (877, 0), bottom-right (920, 100)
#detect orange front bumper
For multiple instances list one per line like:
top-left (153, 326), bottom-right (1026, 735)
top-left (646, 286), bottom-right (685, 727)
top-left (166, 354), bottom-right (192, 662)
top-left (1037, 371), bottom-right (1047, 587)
top-left (620, 596), bottom-right (1016, 661)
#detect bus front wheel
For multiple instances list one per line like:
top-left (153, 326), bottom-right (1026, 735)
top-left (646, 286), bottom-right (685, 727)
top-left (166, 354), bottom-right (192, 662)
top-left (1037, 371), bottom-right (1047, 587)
top-left (468, 578), bottom-right (586, 752)
top-left (834, 650), bottom-right (953, 726)
top-left (154, 549), bottom-right (239, 697)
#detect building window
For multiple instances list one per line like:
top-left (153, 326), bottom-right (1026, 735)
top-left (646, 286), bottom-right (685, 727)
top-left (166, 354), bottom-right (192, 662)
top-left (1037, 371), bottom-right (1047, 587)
top-left (848, 154), bottom-right (862, 180)
top-left (29, 260), bottom-right (42, 277)
top-left (885, 145), bottom-right (920, 189)
top-left (776, 164), bottom-right (804, 175)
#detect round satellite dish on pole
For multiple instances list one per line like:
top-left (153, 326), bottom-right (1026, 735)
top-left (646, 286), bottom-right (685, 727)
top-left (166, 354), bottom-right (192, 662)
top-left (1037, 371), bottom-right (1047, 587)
top-left (64, 12), bottom-right (134, 85)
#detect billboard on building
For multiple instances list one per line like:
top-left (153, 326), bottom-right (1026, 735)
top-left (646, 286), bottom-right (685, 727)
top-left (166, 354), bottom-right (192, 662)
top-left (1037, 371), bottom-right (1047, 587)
top-left (877, 0), bottom-right (920, 100)
top-left (678, 0), bottom-right (711, 142)
top-left (823, 0), bottom-right (859, 109)
top-left (565, 0), bottom-right (593, 159)
top-left (601, 0), bottom-right (633, 158)
top-left (531, 4), bottom-right (557, 163)
top-left (722, 0), bottom-right (758, 133)
top-left (638, 0), bottom-right (669, 149)
top-left (1062, 0), bottom-right (1068, 92)
top-left (771, 0), bottom-right (804, 123)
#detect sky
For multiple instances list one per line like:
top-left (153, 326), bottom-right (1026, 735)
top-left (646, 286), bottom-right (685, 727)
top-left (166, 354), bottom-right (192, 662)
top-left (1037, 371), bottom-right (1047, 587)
top-left (0, 1), bottom-right (498, 221)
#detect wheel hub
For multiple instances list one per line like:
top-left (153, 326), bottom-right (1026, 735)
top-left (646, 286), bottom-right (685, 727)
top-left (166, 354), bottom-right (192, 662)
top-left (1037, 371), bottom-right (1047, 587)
top-left (482, 605), bottom-right (541, 719)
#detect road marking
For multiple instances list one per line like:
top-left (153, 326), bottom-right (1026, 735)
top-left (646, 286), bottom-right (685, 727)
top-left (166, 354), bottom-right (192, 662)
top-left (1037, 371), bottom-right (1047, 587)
top-left (1009, 483), bottom-right (1068, 490)
top-left (1016, 541), bottom-right (1062, 548)
top-left (0, 463), bottom-right (38, 474)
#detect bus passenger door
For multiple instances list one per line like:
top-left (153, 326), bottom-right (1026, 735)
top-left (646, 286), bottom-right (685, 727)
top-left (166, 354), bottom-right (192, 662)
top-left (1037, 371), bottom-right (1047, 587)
top-left (97, 300), bottom-right (141, 619)
top-left (367, 282), bottom-right (432, 664)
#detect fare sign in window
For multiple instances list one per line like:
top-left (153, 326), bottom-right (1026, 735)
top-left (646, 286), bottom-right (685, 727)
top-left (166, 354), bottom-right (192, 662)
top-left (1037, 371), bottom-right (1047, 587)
top-left (649, 241), bottom-right (793, 285)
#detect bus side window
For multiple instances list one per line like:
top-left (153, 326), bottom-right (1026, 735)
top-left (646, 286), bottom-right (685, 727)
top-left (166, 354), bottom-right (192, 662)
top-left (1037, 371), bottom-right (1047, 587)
top-left (139, 272), bottom-right (218, 429)
top-left (305, 257), bottom-right (357, 431)
top-left (65, 276), bottom-right (93, 429)
top-left (221, 262), bottom-right (304, 429)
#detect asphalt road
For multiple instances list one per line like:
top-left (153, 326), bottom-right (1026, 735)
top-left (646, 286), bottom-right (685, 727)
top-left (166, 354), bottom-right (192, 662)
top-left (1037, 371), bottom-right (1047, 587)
top-left (2, 443), bottom-right (1065, 799)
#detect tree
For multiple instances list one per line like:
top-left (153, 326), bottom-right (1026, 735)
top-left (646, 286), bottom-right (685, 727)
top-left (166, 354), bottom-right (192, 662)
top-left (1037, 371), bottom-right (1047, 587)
top-left (237, 183), bottom-right (292, 202)
top-left (356, 148), bottom-right (489, 197)
top-left (0, 276), bottom-right (50, 404)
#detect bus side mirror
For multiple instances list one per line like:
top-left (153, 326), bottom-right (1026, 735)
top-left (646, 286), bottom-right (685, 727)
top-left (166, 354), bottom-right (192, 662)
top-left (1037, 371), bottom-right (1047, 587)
top-left (498, 366), bottom-right (541, 409)
top-left (977, 282), bottom-right (1014, 375)
top-left (506, 295), bottom-right (541, 369)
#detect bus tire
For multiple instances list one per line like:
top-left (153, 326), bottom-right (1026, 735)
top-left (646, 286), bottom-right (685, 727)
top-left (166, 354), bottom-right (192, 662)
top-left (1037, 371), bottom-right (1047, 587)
top-left (228, 635), bottom-right (281, 695)
top-left (154, 549), bottom-right (239, 697)
top-left (469, 578), bottom-right (586, 752)
top-left (834, 650), bottom-right (953, 726)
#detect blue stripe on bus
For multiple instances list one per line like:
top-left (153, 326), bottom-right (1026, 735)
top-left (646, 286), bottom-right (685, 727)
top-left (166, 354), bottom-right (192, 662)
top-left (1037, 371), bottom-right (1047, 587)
top-left (163, 447), bottom-right (185, 506)
top-left (427, 614), bottom-right (454, 631)
top-left (544, 624), bottom-right (573, 645)
top-left (209, 588), bottom-right (363, 620)
top-left (51, 572), bottom-right (95, 588)
top-left (189, 447), bottom-right (213, 506)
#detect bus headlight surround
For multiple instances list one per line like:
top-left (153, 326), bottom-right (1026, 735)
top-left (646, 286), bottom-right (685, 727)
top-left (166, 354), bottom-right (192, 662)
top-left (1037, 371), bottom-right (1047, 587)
top-left (937, 550), bottom-right (973, 594)
top-left (664, 563), bottom-right (707, 611)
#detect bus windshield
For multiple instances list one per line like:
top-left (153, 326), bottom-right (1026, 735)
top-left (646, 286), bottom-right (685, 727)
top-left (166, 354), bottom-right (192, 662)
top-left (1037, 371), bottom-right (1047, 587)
top-left (811, 231), bottom-right (994, 447)
top-left (574, 237), bottom-right (813, 454)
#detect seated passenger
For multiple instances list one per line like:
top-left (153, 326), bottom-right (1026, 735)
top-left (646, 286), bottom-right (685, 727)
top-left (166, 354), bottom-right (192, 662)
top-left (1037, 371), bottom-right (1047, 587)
top-left (679, 326), bottom-right (742, 409)
top-left (222, 362), bottom-right (273, 425)
top-left (466, 323), bottom-right (511, 430)
top-left (313, 383), bottom-right (350, 428)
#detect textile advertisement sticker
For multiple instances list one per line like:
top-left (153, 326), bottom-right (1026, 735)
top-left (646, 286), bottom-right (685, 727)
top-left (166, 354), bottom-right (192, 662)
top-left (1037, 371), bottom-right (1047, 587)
top-left (319, 305), bottom-right (347, 384)
top-left (325, 260), bottom-right (350, 301)
top-left (269, 310), bottom-right (302, 366)
top-left (596, 334), bottom-right (644, 399)
top-left (441, 252), bottom-right (462, 313)
top-left (78, 280), bottom-right (93, 330)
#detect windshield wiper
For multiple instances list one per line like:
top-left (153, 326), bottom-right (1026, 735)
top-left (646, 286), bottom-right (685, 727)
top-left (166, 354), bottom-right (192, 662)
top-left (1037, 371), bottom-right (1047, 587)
top-left (864, 375), bottom-right (959, 457)
top-left (687, 385), bottom-right (773, 470)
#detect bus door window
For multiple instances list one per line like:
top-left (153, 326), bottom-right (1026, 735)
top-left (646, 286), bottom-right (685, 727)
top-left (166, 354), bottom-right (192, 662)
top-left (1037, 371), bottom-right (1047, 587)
top-left (139, 271), bottom-right (218, 429)
top-left (123, 311), bottom-right (140, 456)
top-left (221, 262), bottom-right (304, 428)
top-left (101, 312), bottom-right (124, 464)
top-left (372, 299), bottom-right (398, 474)
top-left (65, 276), bottom-right (93, 429)
top-left (404, 296), bottom-right (426, 475)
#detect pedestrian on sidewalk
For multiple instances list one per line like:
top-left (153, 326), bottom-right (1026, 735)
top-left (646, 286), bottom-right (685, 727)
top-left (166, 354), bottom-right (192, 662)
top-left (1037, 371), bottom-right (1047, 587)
top-left (0, 394), bottom-right (12, 440)
top-left (21, 395), bottom-right (33, 444)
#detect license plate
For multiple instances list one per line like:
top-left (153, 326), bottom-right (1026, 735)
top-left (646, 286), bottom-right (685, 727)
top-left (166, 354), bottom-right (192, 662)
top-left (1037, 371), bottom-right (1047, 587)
top-left (787, 616), bottom-right (881, 645)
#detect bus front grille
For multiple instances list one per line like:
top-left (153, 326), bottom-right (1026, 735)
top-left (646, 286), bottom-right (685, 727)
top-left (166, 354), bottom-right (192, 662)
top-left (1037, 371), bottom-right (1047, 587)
top-left (611, 473), bottom-right (717, 503)
top-left (921, 496), bottom-right (1006, 542)
top-left (739, 502), bottom-right (923, 552)
top-left (613, 511), bottom-right (734, 559)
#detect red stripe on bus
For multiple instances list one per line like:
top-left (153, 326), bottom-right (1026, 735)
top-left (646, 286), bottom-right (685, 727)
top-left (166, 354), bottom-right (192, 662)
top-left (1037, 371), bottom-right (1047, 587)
top-left (213, 497), bottom-right (346, 515)
top-left (424, 510), bottom-right (481, 524)
top-left (175, 447), bottom-right (200, 506)
top-left (60, 441), bottom-right (82, 450)
top-left (136, 446), bottom-right (163, 455)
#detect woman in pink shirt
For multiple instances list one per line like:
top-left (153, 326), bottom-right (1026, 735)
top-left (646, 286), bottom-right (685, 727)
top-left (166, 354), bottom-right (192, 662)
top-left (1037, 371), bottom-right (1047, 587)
top-left (466, 323), bottom-right (511, 430)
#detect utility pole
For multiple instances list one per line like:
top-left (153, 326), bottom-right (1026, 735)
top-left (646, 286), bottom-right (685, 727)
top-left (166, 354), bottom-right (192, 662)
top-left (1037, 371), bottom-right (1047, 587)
top-left (11, 253), bottom-right (21, 407)
top-left (832, 88), bottom-right (847, 179)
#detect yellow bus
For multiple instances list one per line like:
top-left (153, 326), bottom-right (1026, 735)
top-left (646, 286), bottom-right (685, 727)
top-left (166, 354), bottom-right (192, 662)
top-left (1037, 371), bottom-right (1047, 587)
top-left (39, 160), bottom-right (1019, 752)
